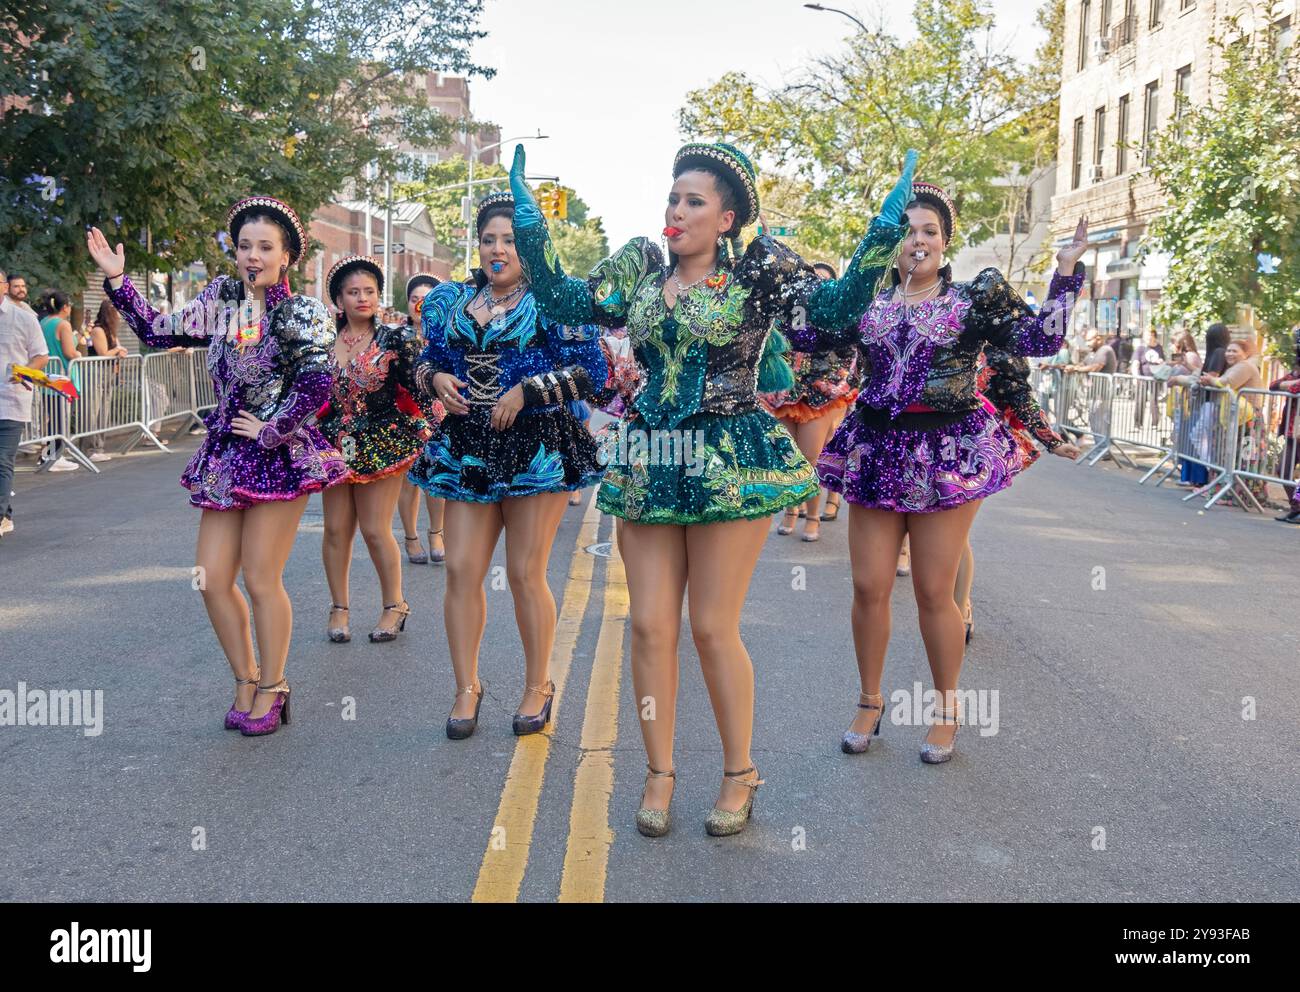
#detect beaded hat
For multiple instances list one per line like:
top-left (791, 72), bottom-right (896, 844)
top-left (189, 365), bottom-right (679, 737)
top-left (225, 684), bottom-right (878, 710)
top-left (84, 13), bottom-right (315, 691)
top-left (227, 195), bottom-right (307, 263)
top-left (672, 142), bottom-right (760, 234)
top-left (910, 182), bottom-right (957, 245)
top-left (405, 272), bottom-right (442, 300)
top-left (475, 191), bottom-right (515, 238)
top-left (326, 255), bottom-right (384, 305)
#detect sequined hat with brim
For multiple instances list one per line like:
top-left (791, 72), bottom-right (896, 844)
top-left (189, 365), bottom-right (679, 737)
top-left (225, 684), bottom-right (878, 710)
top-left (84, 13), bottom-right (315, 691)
top-left (475, 191), bottom-right (515, 238)
top-left (672, 142), bottom-right (760, 232)
top-left (326, 255), bottom-right (384, 304)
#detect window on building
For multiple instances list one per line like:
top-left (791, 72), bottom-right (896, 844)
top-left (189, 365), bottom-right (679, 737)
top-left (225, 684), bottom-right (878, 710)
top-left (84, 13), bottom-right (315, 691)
top-left (1142, 80), bottom-right (1160, 164)
top-left (1072, 116), bottom-right (1085, 189)
top-left (1093, 106), bottom-right (1107, 181)
top-left (1118, 0), bottom-right (1135, 44)
top-left (1180, 0), bottom-right (1195, 11)
top-left (1174, 63), bottom-right (1192, 136)
top-left (1100, 0), bottom-right (1113, 36)
top-left (1117, 94), bottom-right (1131, 174)
top-left (1017, 188), bottom-right (1033, 235)
top-left (1274, 16), bottom-right (1294, 56)
top-left (1079, 0), bottom-right (1092, 70)
top-left (1149, 0), bottom-right (1163, 27)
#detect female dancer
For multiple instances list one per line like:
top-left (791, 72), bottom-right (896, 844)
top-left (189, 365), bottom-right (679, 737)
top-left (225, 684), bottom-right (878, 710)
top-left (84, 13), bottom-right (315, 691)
top-left (318, 256), bottom-right (433, 643)
top-left (410, 191), bottom-right (607, 740)
top-left (87, 197), bottom-right (348, 735)
top-left (764, 261), bottom-right (861, 543)
top-left (954, 346), bottom-right (1081, 643)
top-left (398, 273), bottom-right (447, 564)
top-left (790, 184), bottom-right (1088, 763)
top-left (512, 142), bottom-right (916, 836)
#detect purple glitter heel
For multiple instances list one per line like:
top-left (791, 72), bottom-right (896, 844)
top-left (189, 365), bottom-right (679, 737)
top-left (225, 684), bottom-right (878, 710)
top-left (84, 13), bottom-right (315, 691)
top-left (225, 669), bottom-right (261, 731)
top-left (240, 679), bottom-right (291, 736)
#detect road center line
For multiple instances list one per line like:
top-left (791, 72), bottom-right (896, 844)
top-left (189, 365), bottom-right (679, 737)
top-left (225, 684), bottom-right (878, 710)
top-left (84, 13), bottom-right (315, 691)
top-left (470, 492), bottom-right (602, 903)
top-left (557, 528), bottom-right (628, 903)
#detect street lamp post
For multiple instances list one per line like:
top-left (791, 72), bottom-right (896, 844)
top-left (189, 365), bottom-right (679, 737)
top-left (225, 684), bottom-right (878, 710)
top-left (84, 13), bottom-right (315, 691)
top-left (465, 129), bottom-right (548, 274)
top-left (803, 3), bottom-right (869, 33)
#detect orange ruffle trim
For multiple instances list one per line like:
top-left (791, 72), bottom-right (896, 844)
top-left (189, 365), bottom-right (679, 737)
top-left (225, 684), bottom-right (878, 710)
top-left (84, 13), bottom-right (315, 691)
top-left (764, 392), bottom-right (858, 424)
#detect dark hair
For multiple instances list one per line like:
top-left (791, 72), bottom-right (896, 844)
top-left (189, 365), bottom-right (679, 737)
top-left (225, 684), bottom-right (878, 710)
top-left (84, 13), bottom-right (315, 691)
top-left (905, 197), bottom-right (953, 245)
top-left (812, 262), bottom-right (838, 280)
top-left (1203, 323), bottom-right (1230, 375)
top-left (234, 211), bottom-right (293, 255)
top-left (332, 267), bottom-right (381, 328)
top-left (93, 299), bottom-right (120, 349)
top-left (477, 204), bottom-right (515, 241)
top-left (36, 288), bottom-right (70, 318)
top-left (7, 272), bottom-right (23, 282)
top-left (667, 166), bottom-right (746, 273)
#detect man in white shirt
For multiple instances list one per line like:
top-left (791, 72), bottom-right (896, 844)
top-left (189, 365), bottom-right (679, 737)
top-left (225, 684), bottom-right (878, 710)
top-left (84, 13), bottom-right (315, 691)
top-left (0, 267), bottom-right (50, 537)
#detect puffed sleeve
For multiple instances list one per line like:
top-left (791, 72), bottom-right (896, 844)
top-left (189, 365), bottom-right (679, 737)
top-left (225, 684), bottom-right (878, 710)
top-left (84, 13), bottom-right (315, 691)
top-left (413, 282), bottom-right (462, 397)
top-left (255, 295), bottom-right (336, 449)
top-left (984, 346), bottom-right (1063, 451)
top-left (515, 218), bottom-right (661, 329)
top-left (105, 273), bottom-right (229, 349)
top-left (965, 266), bottom-right (1085, 357)
top-left (520, 319), bottom-right (609, 408)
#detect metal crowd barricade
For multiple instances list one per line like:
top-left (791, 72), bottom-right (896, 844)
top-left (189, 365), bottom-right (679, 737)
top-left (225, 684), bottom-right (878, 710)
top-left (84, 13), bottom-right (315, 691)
top-left (16, 356), bottom-right (98, 472)
top-left (189, 346), bottom-right (216, 415)
top-left (141, 351), bottom-right (201, 437)
top-left (1154, 383), bottom-right (1254, 509)
top-left (1108, 373), bottom-right (1174, 473)
top-left (1054, 371), bottom-right (1132, 466)
top-left (1231, 387), bottom-right (1300, 510)
top-left (65, 355), bottom-right (168, 456)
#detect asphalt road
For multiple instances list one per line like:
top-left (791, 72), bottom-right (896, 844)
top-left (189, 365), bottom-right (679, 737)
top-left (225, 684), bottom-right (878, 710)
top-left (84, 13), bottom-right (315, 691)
top-left (1, 433), bottom-right (1296, 902)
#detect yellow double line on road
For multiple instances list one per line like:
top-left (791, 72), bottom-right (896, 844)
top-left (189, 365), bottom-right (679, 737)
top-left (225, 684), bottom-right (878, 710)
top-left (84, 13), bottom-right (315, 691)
top-left (470, 493), bottom-right (628, 903)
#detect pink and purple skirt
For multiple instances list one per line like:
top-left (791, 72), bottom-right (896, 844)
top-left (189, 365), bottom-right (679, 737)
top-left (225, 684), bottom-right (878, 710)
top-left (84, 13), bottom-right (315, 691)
top-left (180, 425), bottom-right (349, 511)
top-left (817, 406), bottom-right (1020, 514)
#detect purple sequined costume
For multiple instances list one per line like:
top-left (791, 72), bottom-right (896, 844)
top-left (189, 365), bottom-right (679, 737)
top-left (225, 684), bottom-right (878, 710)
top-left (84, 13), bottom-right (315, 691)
top-left (790, 267), bottom-right (1084, 513)
top-left (106, 275), bottom-right (348, 510)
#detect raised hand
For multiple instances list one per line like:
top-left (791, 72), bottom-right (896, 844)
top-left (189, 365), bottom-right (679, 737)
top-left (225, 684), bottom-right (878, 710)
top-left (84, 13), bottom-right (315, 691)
top-left (86, 227), bottom-right (126, 279)
top-left (879, 150), bottom-right (919, 226)
top-left (510, 145), bottom-right (542, 229)
top-left (1057, 216), bottom-right (1089, 275)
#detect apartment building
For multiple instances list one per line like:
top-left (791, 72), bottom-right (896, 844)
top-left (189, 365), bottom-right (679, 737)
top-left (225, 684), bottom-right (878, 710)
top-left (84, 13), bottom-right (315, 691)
top-left (1049, 0), bottom-right (1297, 334)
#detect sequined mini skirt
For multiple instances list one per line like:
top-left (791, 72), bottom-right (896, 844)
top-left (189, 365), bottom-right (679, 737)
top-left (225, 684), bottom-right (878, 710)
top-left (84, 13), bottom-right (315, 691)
top-left (818, 405), bottom-right (1020, 513)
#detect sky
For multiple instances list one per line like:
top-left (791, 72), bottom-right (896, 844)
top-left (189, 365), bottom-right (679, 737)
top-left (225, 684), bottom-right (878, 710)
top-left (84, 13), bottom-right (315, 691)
top-left (467, 0), bottom-right (1049, 248)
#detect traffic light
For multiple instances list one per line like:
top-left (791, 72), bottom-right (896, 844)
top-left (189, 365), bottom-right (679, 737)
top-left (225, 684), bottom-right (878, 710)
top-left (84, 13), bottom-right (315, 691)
top-left (537, 185), bottom-right (568, 221)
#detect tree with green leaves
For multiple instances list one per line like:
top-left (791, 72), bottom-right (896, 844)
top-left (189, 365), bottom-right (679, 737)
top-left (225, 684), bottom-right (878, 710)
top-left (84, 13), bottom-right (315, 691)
top-left (0, 0), bottom-right (491, 294)
top-left (678, 0), bottom-right (1061, 269)
top-left (1144, 1), bottom-right (1300, 354)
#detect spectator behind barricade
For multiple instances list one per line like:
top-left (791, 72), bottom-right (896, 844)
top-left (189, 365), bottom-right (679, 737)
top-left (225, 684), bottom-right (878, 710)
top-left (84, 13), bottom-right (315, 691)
top-left (1116, 331), bottom-right (1136, 374)
top-left (1202, 323), bottom-right (1231, 377)
top-left (1271, 326), bottom-right (1300, 521)
top-left (89, 300), bottom-right (128, 358)
top-left (1065, 332), bottom-right (1117, 456)
top-left (1166, 331), bottom-right (1202, 378)
top-left (35, 290), bottom-right (84, 472)
top-left (1203, 338), bottom-right (1266, 504)
top-left (1167, 332), bottom-right (1215, 489)
top-left (0, 267), bottom-right (50, 538)
top-left (1137, 330), bottom-right (1165, 377)
top-left (6, 273), bottom-right (35, 313)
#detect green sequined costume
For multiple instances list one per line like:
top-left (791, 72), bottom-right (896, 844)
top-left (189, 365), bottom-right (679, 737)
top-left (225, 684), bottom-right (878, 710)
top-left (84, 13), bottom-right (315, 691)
top-left (514, 219), bottom-right (907, 525)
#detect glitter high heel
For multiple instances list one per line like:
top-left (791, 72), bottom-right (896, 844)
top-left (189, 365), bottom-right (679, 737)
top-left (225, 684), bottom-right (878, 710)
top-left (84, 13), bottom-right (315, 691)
top-left (224, 668), bottom-right (260, 730)
top-left (841, 691), bottom-right (885, 754)
top-left (512, 680), bottom-right (554, 736)
top-left (404, 534), bottom-right (429, 564)
top-left (704, 767), bottom-right (764, 837)
top-left (777, 507), bottom-right (797, 535)
top-left (428, 528), bottom-right (446, 565)
top-left (369, 601), bottom-right (410, 643)
top-left (920, 705), bottom-right (960, 764)
top-left (239, 679), bottom-right (291, 736)
top-left (635, 765), bottom-right (676, 838)
top-left (445, 681), bottom-right (484, 740)
top-left (327, 603), bottom-right (350, 644)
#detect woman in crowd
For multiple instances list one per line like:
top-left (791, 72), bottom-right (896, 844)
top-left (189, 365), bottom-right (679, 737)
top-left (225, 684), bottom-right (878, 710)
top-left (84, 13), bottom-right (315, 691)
top-left (1271, 327), bottom-right (1300, 524)
top-left (513, 141), bottom-right (915, 836)
top-left (1170, 324), bottom-right (1229, 489)
top-left (87, 198), bottom-right (348, 736)
top-left (790, 182), bottom-right (1088, 764)
top-left (318, 256), bottom-right (433, 644)
top-left (411, 191), bottom-right (607, 741)
top-left (397, 273), bottom-right (447, 565)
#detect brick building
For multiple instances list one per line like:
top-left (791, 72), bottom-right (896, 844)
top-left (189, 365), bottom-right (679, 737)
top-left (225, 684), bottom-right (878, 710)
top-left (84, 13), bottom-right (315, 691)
top-left (1049, 0), bottom-right (1297, 337)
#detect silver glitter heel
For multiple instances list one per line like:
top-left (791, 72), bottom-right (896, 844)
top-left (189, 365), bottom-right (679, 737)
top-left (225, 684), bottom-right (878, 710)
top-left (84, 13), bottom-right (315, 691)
top-left (920, 705), bottom-right (960, 764)
top-left (327, 603), bottom-right (350, 643)
top-left (635, 765), bottom-right (676, 838)
top-left (841, 691), bottom-right (885, 754)
top-left (704, 767), bottom-right (763, 837)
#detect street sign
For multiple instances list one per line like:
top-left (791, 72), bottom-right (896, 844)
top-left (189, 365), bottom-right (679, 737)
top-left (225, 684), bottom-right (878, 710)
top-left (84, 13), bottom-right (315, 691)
top-left (372, 244), bottom-right (406, 255)
top-left (768, 226), bottom-right (798, 237)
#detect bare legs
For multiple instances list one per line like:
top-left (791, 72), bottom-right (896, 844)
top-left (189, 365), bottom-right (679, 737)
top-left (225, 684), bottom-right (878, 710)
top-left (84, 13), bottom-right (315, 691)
top-left (442, 491), bottom-right (569, 719)
top-left (619, 516), bottom-right (770, 814)
top-left (781, 413), bottom-right (838, 539)
top-left (397, 480), bottom-right (424, 558)
top-left (240, 496), bottom-right (310, 719)
top-left (501, 491), bottom-right (570, 715)
top-left (846, 501), bottom-right (982, 744)
top-left (322, 474), bottom-right (407, 630)
top-left (954, 540), bottom-right (975, 616)
top-left (196, 509), bottom-right (256, 713)
top-left (425, 494), bottom-right (446, 560)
